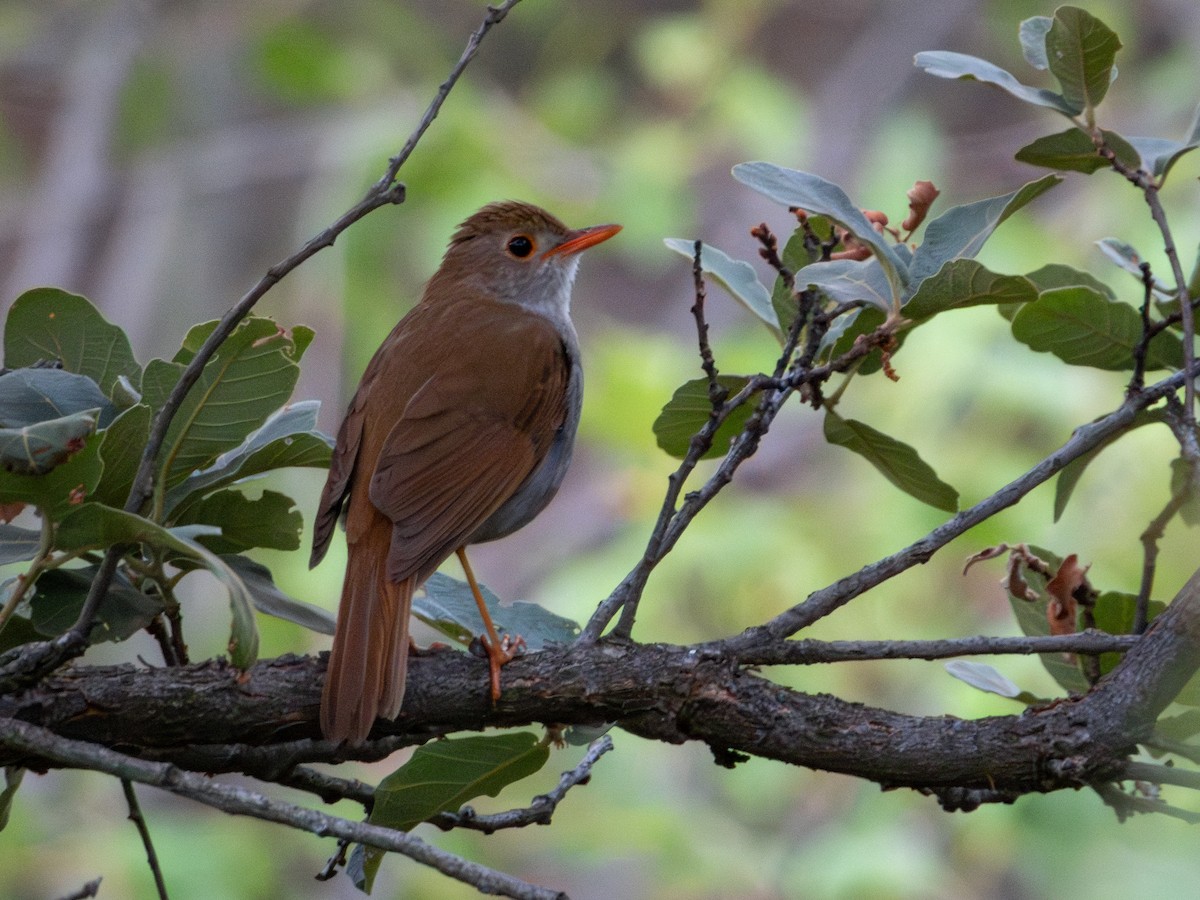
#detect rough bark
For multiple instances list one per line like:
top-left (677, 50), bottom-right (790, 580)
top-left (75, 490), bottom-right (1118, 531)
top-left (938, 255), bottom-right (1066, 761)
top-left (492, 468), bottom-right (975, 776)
top-left (3, 570), bottom-right (1197, 811)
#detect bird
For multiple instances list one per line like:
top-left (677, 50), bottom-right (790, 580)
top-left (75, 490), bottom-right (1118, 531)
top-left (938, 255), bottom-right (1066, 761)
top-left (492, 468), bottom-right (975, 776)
top-left (310, 200), bottom-right (621, 744)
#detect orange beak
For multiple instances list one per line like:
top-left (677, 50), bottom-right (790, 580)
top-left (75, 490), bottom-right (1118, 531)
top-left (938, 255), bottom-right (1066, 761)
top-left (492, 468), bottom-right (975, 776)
top-left (545, 223), bottom-right (622, 257)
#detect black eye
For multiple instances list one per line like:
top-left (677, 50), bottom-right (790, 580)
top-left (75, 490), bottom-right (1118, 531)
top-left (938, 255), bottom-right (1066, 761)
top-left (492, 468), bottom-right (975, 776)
top-left (507, 235), bottom-right (534, 258)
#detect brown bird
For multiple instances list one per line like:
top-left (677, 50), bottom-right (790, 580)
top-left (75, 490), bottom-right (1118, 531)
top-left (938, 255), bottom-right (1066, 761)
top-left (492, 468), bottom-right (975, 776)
top-left (311, 201), bottom-right (621, 744)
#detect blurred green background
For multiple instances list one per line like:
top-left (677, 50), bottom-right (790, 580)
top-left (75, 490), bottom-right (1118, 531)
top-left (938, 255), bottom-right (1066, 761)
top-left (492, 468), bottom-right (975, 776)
top-left (2, 0), bottom-right (1200, 897)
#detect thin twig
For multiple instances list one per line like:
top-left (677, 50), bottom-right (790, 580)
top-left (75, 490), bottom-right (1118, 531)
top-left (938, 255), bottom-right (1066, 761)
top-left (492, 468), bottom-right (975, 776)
top-left (7, 0), bottom-right (524, 688)
top-left (721, 362), bottom-right (1200, 652)
top-left (711, 630), bottom-right (1138, 666)
top-left (1097, 133), bottom-right (1195, 422)
top-left (432, 735), bottom-right (614, 833)
top-left (1124, 760), bottom-right (1200, 791)
top-left (691, 241), bottom-right (725, 405)
top-left (0, 719), bottom-right (563, 900)
top-left (122, 778), bottom-right (170, 900)
top-left (1094, 781), bottom-right (1200, 824)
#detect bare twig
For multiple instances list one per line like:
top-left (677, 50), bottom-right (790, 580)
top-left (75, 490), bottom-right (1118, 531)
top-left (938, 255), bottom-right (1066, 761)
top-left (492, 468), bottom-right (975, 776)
top-left (723, 363), bottom-right (1200, 651)
top-left (1096, 133), bottom-right (1195, 421)
top-left (1124, 760), bottom-right (1200, 791)
top-left (6, 0), bottom-right (524, 689)
top-left (690, 241), bottom-right (725, 405)
top-left (1094, 781), bottom-right (1200, 824)
top-left (0, 719), bottom-right (563, 900)
top-left (432, 735), bottom-right (614, 833)
top-left (715, 630), bottom-right (1137, 666)
top-left (122, 779), bottom-right (170, 900)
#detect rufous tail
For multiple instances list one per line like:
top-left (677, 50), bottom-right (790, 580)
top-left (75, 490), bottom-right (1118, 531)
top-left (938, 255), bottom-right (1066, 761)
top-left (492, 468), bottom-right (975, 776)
top-left (321, 521), bottom-right (414, 744)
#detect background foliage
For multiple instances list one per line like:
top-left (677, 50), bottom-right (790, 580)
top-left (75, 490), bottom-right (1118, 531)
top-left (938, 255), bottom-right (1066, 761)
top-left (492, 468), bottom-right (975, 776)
top-left (2, 1), bottom-right (1200, 897)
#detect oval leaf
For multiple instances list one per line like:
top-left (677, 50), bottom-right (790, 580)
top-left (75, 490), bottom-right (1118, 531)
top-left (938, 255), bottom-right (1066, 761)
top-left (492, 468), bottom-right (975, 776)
top-left (663, 239), bottom-right (780, 340)
top-left (914, 50), bottom-right (1077, 114)
top-left (794, 258), bottom-right (893, 312)
top-left (903, 259), bottom-right (1038, 320)
top-left (414, 572), bottom-right (580, 649)
top-left (1044, 6), bottom-right (1121, 115)
top-left (944, 660), bottom-right (1041, 704)
top-left (909, 175), bottom-right (1061, 284)
top-left (653, 375), bottom-right (756, 461)
top-left (1010, 286), bottom-right (1183, 371)
top-left (141, 317), bottom-right (307, 490)
top-left (1015, 127), bottom-right (1139, 174)
top-left (822, 411), bottom-right (958, 512)
top-left (356, 732), bottom-right (550, 891)
top-left (3, 288), bottom-right (141, 396)
top-left (220, 554), bottom-right (334, 635)
top-left (731, 162), bottom-right (907, 295)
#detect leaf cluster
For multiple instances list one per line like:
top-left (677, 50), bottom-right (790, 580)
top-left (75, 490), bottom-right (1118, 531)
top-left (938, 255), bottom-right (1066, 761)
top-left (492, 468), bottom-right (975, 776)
top-left (0, 288), bottom-right (335, 666)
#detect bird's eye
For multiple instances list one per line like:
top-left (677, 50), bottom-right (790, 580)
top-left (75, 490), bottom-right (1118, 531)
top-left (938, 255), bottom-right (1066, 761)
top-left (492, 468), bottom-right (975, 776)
top-left (506, 235), bottom-right (535, 258)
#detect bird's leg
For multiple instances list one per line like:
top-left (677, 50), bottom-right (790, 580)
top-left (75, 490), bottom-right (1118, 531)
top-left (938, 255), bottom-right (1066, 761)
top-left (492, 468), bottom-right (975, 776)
top-left (455, 546), bottom-right (521, 701)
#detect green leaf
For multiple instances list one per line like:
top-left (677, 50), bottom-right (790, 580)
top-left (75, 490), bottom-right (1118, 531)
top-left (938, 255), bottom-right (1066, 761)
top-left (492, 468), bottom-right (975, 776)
top-left (1023, 263), bottom-right (1116, 299)
top-left (0, 367), bottom-right (115, 430)
top-left (414, 573), bottom-right (580, 649)
top-left (1169, 458), bottom-right (1200, 528)
top-left (1015, 127), bottom-right (1139, 173)
top-left (170, 488), bottom-right (302, 554)
top-left (770, 226), bottom-right (820, 331)
top-left (28, 566), bottom-right (163, 644)
top-left (0, 612), bottom-right (42, 654)
top-left (1154, 710), bottom-right (1200, 744)
top-left (653, 375), bottom-right (756, 461)
top-left (1010, 286), bottom-right (1183, 371)
top-left (3, 288), bottom-right (140, 395)
top-left (220, 554), bottom-right (334, 635)
top-left (1092, 591), bottom-right (1162, 677)
top-left (822, 411), bottom-right (958, 512)
top-left (356, 733), bottom-right (550, 892)
top-left (794, 258), bottom-right (892, 312)
top-left (91, 403), bottom-right (152, 508)
top-left (909, 175), bottom-right (1061, 284)
top-left (1044, 6), bottom-right (1121, 116)
top-left (819, 306), bottom-right (895, 376)
top-left (0, 410), bottom-right (98, 477)
top-left (0, 524), bottom-right (40, 565)
top-left (0, 436), bottom-right (104, 518)
top-left (944, 660), bottom-right (1043, 705)
top-left (54, 504), bottom-right (258, 666)
top-left (731, 162), bottom-right (907, 295)
top-left (914, 50), bottom-right (1077, 115)
top-left (1053, 408), bottom-right (1163, 520)
top-left (163, 401), bottom-right (333, 518)
top-left (141, 317), bottom-right (307, 490)
top-left (902, 259), bottom-right (1038, 320)
top-left (0, 766), bottom-right (24, 832)
top-left (1019, 16), bottom-right (1053, 70)
top-left (663, 239), bottom-right (780, 340)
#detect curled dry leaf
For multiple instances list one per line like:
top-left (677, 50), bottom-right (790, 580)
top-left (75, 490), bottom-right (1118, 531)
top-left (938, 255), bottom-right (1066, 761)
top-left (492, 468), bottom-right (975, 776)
top-left (962, 543), bottom-right (1010, 576)
top-left (1045, 553), bottom-right (1090, 636)
top-left (830, 227), bottom-right (873, 261)
top-left (902, 180), bottom-right (940, 233)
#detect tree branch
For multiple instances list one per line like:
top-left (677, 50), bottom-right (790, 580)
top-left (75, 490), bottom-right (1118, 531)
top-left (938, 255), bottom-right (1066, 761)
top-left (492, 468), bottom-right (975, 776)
top-left (5, 569), bottom-right (1198, 809)
top-left (0, 719), bottom-right (563, 900)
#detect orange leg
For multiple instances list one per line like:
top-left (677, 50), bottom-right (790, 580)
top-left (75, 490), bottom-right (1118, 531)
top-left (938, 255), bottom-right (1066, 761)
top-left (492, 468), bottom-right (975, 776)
top-left (456, 547), bottom-right (522, 701)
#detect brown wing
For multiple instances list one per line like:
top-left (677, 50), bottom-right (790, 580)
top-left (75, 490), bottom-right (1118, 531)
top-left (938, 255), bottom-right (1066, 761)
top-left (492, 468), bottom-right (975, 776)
top-left (366, 301), bottom-right (570, 584)
top-left (308, 325), bottom-right (404, 568)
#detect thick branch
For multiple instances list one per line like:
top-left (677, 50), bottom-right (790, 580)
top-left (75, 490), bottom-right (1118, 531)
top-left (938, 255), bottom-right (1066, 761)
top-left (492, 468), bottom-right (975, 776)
top-left (5, 570), bottom-right (1199, 809)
